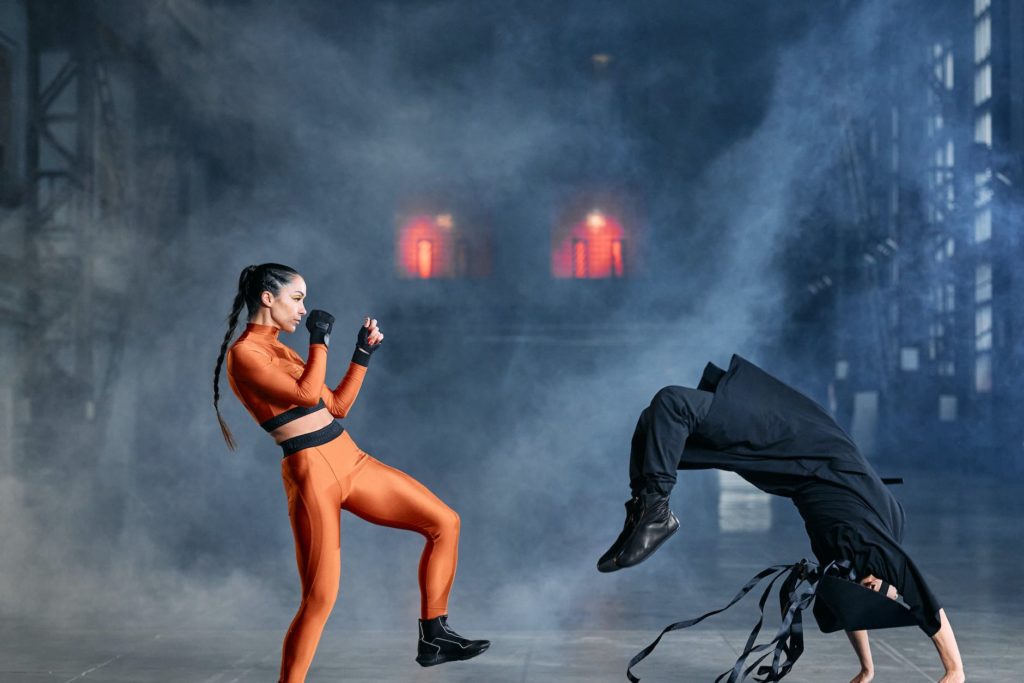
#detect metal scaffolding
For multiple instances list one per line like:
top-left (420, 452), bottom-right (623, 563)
top-left (20, 0), bottom-right (143, 467)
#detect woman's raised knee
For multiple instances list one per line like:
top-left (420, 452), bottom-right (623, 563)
top-left (444, 507), bottom-right (460, 535)
top-left (431, 506), bottom-right (460, 540)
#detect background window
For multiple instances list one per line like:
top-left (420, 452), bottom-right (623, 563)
top-left (975, 305), bottom-right (992, 351)
top-left (975, 263), bottom-right (992, 303)
top-left (975, 14), bottom-right (991, 63)
top-left (974, 63), bottom-right (992, 105)
top-left (975, 354), bottom-right (992, 393)
top-left (975, 112), bottom-right (992, 147)
top-left (835, 359), bottom-right (849, 380)
top-left (851, 391), bottom-right (879, 458)
top-left (974, 207), bottom-right (992, 242)
top-left (939, 395), bottom-right (958, 422)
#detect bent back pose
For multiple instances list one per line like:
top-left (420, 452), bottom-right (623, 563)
top-left (599, 354), bottom-right (964, 683)
top-left (213, 263), bottom-right (488, 683)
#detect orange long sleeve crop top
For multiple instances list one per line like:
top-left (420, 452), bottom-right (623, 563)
top-left (226, 322), bottom-right (367, 431)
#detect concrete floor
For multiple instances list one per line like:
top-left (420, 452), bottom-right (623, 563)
top-left (4, 621), bottom-right (1021, 683)
top-left (3, 471), bottom-right (1022, 682)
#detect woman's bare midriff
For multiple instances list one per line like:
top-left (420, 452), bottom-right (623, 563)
top-left (270, 407), bottom-right (335, 444)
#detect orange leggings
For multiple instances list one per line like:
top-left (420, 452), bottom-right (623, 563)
top-left (278, 430), bottom-right (459, 683)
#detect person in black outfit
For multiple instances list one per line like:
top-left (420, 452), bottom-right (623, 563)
top-left (598, 355), bottom-right (965, 683)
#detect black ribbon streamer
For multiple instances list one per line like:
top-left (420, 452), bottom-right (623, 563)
top-left (626, 559), bottom-right (849, 683)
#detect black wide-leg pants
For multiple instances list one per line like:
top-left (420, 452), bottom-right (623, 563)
top-left (629, 386), bottom-right (714, 497)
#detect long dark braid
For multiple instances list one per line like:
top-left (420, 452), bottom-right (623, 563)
top-left (214, 263), bottom-right (299, 450)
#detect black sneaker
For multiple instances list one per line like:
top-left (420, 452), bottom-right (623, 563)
top-left (415, 615), bottom-right (490, 667)
top-left (597, 496), bottom-right (642, 573)
top-left (614, 492), bottom-right (679, 568)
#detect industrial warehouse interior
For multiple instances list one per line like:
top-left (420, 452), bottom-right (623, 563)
top-left (0, 1), bottom-right (1021, 681)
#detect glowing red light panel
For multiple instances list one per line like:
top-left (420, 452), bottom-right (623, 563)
top-left (396, 215), bottom-right (449, 279)
top-left (396, 212), bottom-right (491, 279)
top-left (416, 240), bottom-right (433, 279)
top-left (573, 239), bottom-right (587, 278)
top-left (553, 210), bottom-right (628, 279)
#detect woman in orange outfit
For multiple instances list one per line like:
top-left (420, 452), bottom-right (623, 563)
top-left (212, 263), bottom-right (489, 683)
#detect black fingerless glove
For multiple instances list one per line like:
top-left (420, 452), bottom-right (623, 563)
top-left (352, 324), bottom-right (382, 367)
top-left (305, 309), bottom-right (335, 347)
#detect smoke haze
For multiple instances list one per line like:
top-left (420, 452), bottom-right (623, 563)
top-left (3, 0), bottom-right (1004, 642)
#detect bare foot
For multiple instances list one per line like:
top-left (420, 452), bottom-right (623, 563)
top-left (938, 672), bottom-right (965, 683)
top-left (850, 670), bottom-right (874, 683)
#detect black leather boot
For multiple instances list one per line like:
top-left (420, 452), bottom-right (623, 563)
top-left (614, 492), bottom-right (679, 568)
top-left (415, 615), bottom-right (490, 667)
top-left (597, 496), bottom-right (642, 572)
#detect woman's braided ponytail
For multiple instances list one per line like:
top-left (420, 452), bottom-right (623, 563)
top-left (213, 263), bottom-right (299, 450)
top-left (213, 266), bottom-right (256, 450)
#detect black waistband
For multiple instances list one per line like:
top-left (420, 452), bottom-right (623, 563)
top-left (280, 420), bottom-right (344, 456)
top-left (261, 399), bottom-right (327, 432)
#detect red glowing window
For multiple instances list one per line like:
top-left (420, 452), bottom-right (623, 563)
top-left (395, 214), bottom-right (449, 279)
top-left (417, 240), bottom-right (434, 279)
top-left (396, 210), bottom-right (492, 279)
top-left (553, 206), bottom-right (633, 279)
top-left (573, 239), bottom-right (588, 278)
top-left (611, 239), bottom-right (624, 278)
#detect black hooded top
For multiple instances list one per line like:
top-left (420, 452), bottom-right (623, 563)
top-left (681, 355), bottom-right (942, 636)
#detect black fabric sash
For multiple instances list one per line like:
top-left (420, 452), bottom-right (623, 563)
top-left (626, 559), bottom-right (850, 683)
